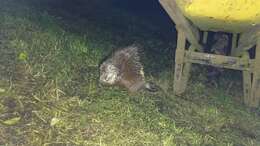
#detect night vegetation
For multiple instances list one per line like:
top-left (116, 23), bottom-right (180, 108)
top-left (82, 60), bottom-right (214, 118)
top-left (0, 0), bottom-right (260, 145)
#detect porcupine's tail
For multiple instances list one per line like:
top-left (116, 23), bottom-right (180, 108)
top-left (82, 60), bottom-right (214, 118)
top-left (144, 82), bottom-right (160, 92)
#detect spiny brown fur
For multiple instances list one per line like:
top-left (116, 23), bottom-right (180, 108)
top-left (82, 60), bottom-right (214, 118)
top-left (207, 33), bottom-right (229, 85)
top-left (211, 33), bottom-right (229, 55)
top-left (100, 44), bottom-right (146, 92)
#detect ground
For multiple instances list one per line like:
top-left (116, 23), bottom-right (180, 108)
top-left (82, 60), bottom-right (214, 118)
top-left (0, 0), bottom-right (260, 145)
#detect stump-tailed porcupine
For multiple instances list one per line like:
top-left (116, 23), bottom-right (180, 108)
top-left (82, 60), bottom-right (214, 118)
top-left (99, 45), bottom-right (156, 92)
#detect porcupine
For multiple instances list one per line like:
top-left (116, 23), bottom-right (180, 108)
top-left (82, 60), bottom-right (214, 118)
top-left (207, 32), bottom-right (229, 86)
top-left (99, 44), bottom-right (158, 93)
top-left (100, 44), bottom-right (184, 115)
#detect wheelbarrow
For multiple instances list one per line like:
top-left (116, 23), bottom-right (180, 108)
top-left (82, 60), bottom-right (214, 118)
top-left (159, 0), bottom-right (260, 107)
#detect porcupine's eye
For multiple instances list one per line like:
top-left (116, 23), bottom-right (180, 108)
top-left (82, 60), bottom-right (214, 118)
top-left (99, 64), bottom-right (119, 85)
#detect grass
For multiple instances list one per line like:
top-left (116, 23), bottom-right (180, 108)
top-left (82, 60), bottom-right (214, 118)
top-left (0, 0), bottom-right (260, 145)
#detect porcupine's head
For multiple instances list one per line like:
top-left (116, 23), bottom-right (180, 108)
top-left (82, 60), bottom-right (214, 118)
top-left (99, 44), bottom-right (147, 92)
top-left (99, 58), bottom-right (120, 85)
top-left (211, 33), bottom-right (229, 55)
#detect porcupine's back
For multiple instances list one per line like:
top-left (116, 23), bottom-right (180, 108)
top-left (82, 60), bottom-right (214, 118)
top-left (99, 45), bottom-right (158, 92)
top-left (113, 45), bottom-right (146, 92)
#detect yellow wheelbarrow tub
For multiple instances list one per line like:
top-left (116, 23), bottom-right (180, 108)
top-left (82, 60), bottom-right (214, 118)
top-left (176, 0), bottom-right (260, 33)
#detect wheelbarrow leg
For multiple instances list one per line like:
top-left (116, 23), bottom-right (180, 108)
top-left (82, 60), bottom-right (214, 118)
top-left (179, 51), bottom-right (192, 93)
top-left (174, 30), bottom-right (188, 95)
top-left (249, 37), bottom-right (260, 107)
top-left (232, 33), bottom-right (253, 106)
top-left (242, 52), bottom-right (252, 106)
